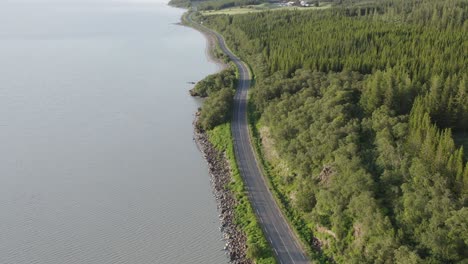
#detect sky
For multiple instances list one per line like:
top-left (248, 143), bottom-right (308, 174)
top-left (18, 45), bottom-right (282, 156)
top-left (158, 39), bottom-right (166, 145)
top-left (0, 0), bottom-right (169, 4)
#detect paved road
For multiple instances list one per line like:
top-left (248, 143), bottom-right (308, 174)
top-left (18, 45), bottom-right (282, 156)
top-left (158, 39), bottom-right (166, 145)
top-left (187, 14), bottom-right (310, 264)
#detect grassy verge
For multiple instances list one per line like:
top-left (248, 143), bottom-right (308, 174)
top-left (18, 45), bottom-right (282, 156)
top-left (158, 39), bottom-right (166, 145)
top-left (185, 12), bottom-right (276, 263)
top-left (247, 102), bottom-right (329, 264)
top-left (187, 12), bottom-right (319, 261)
top-left (188, 13), bottom-right (308, 262)
top-left (208, 124), bottom-right (276, 264)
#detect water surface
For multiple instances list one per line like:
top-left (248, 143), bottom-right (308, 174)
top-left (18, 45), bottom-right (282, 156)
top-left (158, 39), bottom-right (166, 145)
top-left (0, 0), bottom-right (228, 263)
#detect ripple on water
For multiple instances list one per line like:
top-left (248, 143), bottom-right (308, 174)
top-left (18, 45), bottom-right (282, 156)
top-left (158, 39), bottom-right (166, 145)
top-left (0, 1), bottom-right (228, 263)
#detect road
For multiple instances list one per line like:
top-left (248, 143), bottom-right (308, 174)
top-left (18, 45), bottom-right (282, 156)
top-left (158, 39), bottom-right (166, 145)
top-left (187, 13), bottom-right (310, 264)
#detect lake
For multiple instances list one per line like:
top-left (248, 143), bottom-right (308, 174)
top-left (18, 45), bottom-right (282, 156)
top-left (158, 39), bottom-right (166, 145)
top-left (0, 0), bottom-right (228, 263)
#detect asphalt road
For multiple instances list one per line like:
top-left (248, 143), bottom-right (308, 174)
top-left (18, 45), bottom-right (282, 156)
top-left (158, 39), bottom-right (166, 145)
top-left (187, 13), bottom-right (310, 264)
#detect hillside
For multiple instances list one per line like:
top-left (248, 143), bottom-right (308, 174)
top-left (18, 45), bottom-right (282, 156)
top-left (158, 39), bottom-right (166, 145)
top-left (194, 0), bottom-right (468, 263)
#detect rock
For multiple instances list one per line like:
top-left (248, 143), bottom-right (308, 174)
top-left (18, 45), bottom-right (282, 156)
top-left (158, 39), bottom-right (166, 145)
top-left (193, 113), bottom-right (252, 264)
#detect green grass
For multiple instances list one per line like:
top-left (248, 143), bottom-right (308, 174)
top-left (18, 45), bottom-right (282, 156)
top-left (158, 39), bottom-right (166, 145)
top-left (201, 3), bottom-right (331, 15)
top-left (208, 123), bottom-right (276, 264)
top-left (186, 12), bottom-right (274, 261)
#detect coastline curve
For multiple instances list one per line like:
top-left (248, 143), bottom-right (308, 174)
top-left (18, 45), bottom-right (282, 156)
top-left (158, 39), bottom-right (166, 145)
top-left (186, 12), bottom-right (311, 264)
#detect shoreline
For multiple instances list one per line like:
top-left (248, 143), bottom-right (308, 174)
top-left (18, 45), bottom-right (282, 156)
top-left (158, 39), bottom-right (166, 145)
top-left (180, 8), bottom-right (308, 264)
top-left (193, 116), bottom-right (251, 264)
top-left (178, 13), bottom-right (227, 71)
top-left (181, 10), bottom-right (251, 264)
top-left (199, 27), bottom-right (228, 71)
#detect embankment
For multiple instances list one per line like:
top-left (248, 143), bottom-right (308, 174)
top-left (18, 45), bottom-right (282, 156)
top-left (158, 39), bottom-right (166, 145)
top-left (183, 10), bottom-right (276, 264)
top-left (184, 11), bottom-right (251, 264)
top-left (194, 118), bottom-right (251, 264)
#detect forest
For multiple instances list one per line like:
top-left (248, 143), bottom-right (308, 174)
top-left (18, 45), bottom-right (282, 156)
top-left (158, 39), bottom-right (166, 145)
top-left (196, 0), bottom-right (468, 262)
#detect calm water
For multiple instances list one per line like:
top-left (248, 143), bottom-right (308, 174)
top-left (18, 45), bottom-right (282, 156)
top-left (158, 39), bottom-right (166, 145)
top-left (0, 0), bottom-right (228, 263)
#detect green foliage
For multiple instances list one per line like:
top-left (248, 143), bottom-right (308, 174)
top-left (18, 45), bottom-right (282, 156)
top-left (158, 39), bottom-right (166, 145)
top-left (203, 2), bottom-right (466, 82)
top-left (248, 102), bottom-right (326, 262)
top-left (199, 0), bottom-right (468, 263)
top-left (191, 66), bottom-right (236, 97)
top-left (194, 65), bottom-right (237, 131)
top-left (168, 0), bottom-right (191, 8)
top-left (198, 88), bottom-right (234, 130)
top-left (207, 124), bottom-right (276, 263)
top-left (295, 179), bottom-right (316, 213)
top-left (417, 75), bottom-right (468, 131)
top-left (359, 68), bottom-right (415, 115)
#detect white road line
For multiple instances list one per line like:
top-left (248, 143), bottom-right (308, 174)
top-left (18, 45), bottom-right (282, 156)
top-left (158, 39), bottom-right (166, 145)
top-left (273, 224), bottom-right (296, 264)
top-left (191, 13), bottom-right (308, 263)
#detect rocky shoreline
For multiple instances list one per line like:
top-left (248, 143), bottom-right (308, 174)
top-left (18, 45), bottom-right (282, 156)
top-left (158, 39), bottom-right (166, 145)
top-left (185, 12), bottom-right (251, 264)
top-left (193, 114), bottom-right (252, 264)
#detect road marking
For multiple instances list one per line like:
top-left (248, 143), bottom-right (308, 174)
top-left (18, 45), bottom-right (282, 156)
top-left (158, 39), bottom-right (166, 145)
top-left (272, 224), bottom-right (296, 263)
top-left (189, 13), bottom-right (308, 263)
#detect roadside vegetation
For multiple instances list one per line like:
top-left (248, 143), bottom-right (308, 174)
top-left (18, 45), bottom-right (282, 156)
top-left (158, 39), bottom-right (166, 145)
top-left (194, 66), bottom-right (237, 130)
top-left (196, 72), bottom-right (277, 263)
top-left (185, 13), bottom-right (277, 262)
top-left (199, 0), bottom-right (468, 263)
top-left (209, 124), bottom-right (276, 263)
top-left (190, 66), bottom-right (237, 97)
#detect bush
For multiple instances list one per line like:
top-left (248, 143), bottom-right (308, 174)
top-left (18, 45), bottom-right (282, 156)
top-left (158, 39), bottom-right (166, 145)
top-left (190, 66), bottom-right (236, 97)
top-left (199, 88), bottom-right (234, 130)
